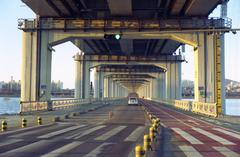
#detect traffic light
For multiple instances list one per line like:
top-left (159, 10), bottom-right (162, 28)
top-left (104, 34), bottom-right (122, 40)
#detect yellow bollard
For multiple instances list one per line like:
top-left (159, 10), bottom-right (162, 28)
top-left (22, 118), bottom-right (27, 128)
top-left (2, 120), bottom-right (7, 131)
top-left (149, 127), bottom-right (155, 142)
top-left (37, 117), bottom-right (42, 125)
top-left (144, 134), bottom-right (151, 151)
top-left (135, 145), bottom-right (145, 157)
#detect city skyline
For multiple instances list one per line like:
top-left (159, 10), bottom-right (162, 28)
top-left (0, 0), bottom-right (239, 89)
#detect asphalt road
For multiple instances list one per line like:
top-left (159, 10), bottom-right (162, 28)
top-left (0, 101), bottom-right (148, 157)
top-left (142, 100), bottom-right (240, 157)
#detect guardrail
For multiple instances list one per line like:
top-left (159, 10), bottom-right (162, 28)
top-left (192, 101), bottom-right (217, 117)
top-left (20, 97), bottom-right (117, 113)
top-left (152, 98), bottom-right (217, 117)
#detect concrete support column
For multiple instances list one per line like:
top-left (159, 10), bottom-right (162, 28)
top-left (74, 53), bottom-right (83, 99)
top-left (93, 68), bottom-right (100, 98)
top-left (166, 62), bottom-right (171, 99)
top-left (82, 60), bottom-right (92, 99)
top-left (104, 77), bottom-right (108, 98)
top-left (99, 72), bottom-right (104, 98)
top-left (21, 32), bottom-right (38, 102)
top-left (175, 62), bottom-right (182, 99)
top-left (152, 78), bottom-right (158, 99)
top-left (108, 78), bottom-right (113, 97)
top-left (39, 31), bottom-right (53, 101)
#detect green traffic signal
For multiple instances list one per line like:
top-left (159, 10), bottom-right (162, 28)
top-left (114, 34), bottom-right (121, 40)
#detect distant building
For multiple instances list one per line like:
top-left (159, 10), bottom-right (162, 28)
top-left (51, 80), bottom-right (64, 91)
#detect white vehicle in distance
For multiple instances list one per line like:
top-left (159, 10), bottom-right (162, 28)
top-left (128, 97), bottom-right (139, 106)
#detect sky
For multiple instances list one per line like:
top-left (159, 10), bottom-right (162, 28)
top-left (0, 0), bottom-right (239, 89)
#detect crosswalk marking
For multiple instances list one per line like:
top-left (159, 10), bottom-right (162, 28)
top-left (0, 139), bottom-right (23, 147)
top-left (124, 126), bottom-right (145, 142)
top-left (0, 140), bottom-right (47, 156)
top-left (213, 146), bottom-right (240, 157)
top-left (41, 141), bottom-right (83, 157)
top-left (69, 125), bottom-right (106, 139)
top-left (38, 125), bottom-right (86, 138)
top-left (83, 143), bottom-right (112, 157)
top-left (179, 145), bottom-right (203, 157)
top-left (172, 128), bottom-right (203, 144)
top-left (95, 126), bottom-right (127, 141)
top-left (213, 128), bottom-right (240, 140)
top-left (192, 128), bottom-right (235, 145)
top-left (10, 125), bottom-right (59, 138)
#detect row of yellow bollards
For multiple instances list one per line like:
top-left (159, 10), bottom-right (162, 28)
top-left (135, 111), bottom-right (161, 157)
top-left (1, 116), bottom-right (42, 132)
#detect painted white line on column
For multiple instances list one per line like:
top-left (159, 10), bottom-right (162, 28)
top-left (95, 126), bottom-right (126, 141)
top-left (124, 126), bottom-right (145, 142)
top-left (179, 145), bottom-right (203, 157)
top-left (38, 125), bottom-right (85, 138)
top-left (71, 125), bottom-right (106, 139)
top-left (213, 146), bottom-right (240, 157)
top-left (172, 128), bottom-right (203, 144)
top-left (213, 128), bottom-right (240, 140)
top-left (83, 143), bottom-right (112, 157)
top-left (41, 141), bottom-right (83, 157)
top-left (0, 139), bottom-right (23, 147)
top-left (192, 128), bottom-right (235, 145)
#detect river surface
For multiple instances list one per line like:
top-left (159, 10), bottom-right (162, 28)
top-left (0, 97), bottom-right (239, 116)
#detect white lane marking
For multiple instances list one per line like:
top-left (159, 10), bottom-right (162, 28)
top-left (0, 139), bottom-right (23, 147)
top-left (192, 128), bottom-right (235, 145)
top-left (83, 143), bottom-right (112, 157)
top-left (213, 128), bottom-right (240, 140)
top-left (188, 120), bottom-right (199, 125)
top-left (95, 126), bottom-right (127, 141)
top-left (172, 128), bottom-right (203, 144)
top-left (0, 140), bottom-right (47, 155)
top-left (213, 146), bottom-right (240, 157)
top-left (179, 145), bottom-right (203, 157)
top-left (124, 126), bottom-right (145, 142)
top-left (10, 125), bottom-right (60, 138)
top-left (69, 125), bottom-right (106, 139)
top-left (38, 125), bottom-right (85, 138)
top-left (41, 141), bottom-right (83, 157)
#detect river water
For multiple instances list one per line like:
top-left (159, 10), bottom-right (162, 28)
top-left (0, 97), bottom-right (239, 116)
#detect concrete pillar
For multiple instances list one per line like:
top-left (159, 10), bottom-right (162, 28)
top-left (21, 32), bottom-right (38, 102)
top-left (175, 62), bottom-right (182, 99)
top-left (99, 72), bottom-right (104, 98)
top-left (170, 63), bottom-right (176, 99)
top-left (82, 60), bottom-right (92, 99)
top-left (104, 77), bottom-right (108, 98)
top-left (152, 78), bottom-right (158, 99)
top-left (74, 53), bottom-right (83, 99)
top-left (166, 62), bottom-right (171, 99)
top-left (93, 68), bottom-right (99, 98)
top-left (108, 78), bottom-right (113, 97)
top-left (39, 31), bottom-right (53, 101)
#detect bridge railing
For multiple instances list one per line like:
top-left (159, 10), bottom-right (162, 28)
top-left (20, 97), bottom-right (117, 113)
top-left (152, 98), bottom-right (217, 117)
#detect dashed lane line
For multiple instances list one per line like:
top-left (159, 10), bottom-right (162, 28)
top-left (172, 128), bottom-right (203, 144)
top-left (124, 126), bottom-right (145, 142)
top-left (38, 125), bottom-right (86, 139)
top-left (83, 143), bottom-right (112, 157)
top-left (179, 145), bottom-right (203, 157)
top-left (40, 141), bottom-right (83, 157)
top-left (95, 126), bottom-right (127, 141)
top-left (213, 128), bottom-right (240, 140)
top-left (192, 128), bottom-right (235, 145)
top-left (213, 146), bottom-right (240, 157)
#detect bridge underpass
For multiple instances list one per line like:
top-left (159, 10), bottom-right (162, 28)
top-left (2, 0), bottom-right (239, 156)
